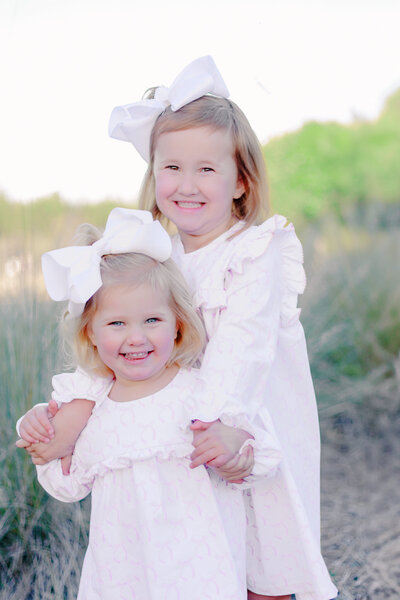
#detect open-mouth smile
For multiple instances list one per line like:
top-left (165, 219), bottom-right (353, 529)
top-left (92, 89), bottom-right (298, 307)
top-left (174, 201), bottom-right (204, 209)
top-left (122, 351), bottom-right (152, 361)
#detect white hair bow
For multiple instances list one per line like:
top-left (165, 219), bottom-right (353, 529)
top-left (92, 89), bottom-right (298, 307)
top-left (41, 208), bottom-right (172, 317)
top-left (108, 55), bottom-right (229, 162)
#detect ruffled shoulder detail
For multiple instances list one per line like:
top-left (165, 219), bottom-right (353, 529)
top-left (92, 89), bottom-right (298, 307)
top-left (274, 221), bottom-right (306, 327)
top-left (51, 367), bottom-right (114, 407)
top-left (194, 215), bottom-right (306, 327)
top-left (227, 215), bottom-right (287, 277)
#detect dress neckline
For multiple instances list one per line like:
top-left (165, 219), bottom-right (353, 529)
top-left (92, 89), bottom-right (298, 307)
top-left (174, 221), bottom-right (245, 258)
top-left (105, 368), bottom-right (183, 406)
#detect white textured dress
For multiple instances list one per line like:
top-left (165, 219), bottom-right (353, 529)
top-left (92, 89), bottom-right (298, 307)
top-left (37, 368), bottom-right (281, 600)
top-left (171, 216), bottom-right (338, 600)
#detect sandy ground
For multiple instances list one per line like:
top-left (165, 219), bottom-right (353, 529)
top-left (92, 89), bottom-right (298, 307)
top-left (320, 407), bottom-right (400, 599)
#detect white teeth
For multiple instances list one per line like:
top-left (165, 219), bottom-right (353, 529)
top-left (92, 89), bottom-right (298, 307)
top-left (124, 352), bottom-right (148, 359)
top-left (176, 202), bottom-right (202, 208)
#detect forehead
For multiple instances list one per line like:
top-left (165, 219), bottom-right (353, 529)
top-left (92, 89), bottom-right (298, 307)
top-left (96, 282), bottom-right (171, 312)
top-left (154, 126), bottom-right (235, 159)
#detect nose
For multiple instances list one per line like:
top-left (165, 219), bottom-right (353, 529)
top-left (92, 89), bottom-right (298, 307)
top-left (177, 171), bottom-right (198, 196)
top-left (126, 326), bottom-right (147, 345)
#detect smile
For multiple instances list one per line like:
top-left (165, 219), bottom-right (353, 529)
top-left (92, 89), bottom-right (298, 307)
top-left (123, 351), bottom-right (151, 360)
top-left (175, 201), bottom-right (204, 208)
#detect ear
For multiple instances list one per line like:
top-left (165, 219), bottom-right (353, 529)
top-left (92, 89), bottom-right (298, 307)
top-left (87, 326), bottom-right (96, 347)
top-left (234, 175), bottom-right (245, 200)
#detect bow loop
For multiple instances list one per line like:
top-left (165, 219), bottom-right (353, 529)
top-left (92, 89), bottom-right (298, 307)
top-left (41, 208), bottom-right (172, 317)
top-left (108, 55), bottom-right (229, 161)
top-left (153, 85), bottom-right (170, 106)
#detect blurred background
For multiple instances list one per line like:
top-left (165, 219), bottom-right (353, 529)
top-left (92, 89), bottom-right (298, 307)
top-left (1, 1), bottom-right (399, 598)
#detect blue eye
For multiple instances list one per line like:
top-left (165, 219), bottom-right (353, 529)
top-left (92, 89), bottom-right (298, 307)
top-left (109, 321), bottom-right (124, 326)
top-left (146, 317), bottom-right (159, 324)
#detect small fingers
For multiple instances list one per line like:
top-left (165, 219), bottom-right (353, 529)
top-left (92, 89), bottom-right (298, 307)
top-left (205, 453), bottom-right (235, 468)
top-left (190, 448), bottom-right (219, 468)
top-left (61, 454), bottom-right (72, 475)
top-left (16, 438), bottom-right (32, 448)
top-left (35, 408), bottom-right (55, 436)
top-left (213, 447), bottom-right (254, 481)
top-left (190, 430), bottom-right (211, 449)
top-left (31, 456), bottom-right (47, 466)
top-left (20, 414), bottom-right (53, 443)
top-left (47, 399), bottom-right (59, 419)
top-left (17, 426), bottom-right (41, 444)
top-left (189, 419), bottom-right (217, 432)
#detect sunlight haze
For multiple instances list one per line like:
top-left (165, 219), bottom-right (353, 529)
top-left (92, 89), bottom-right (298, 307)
top-left (1, 0), bottom-right (399, 203)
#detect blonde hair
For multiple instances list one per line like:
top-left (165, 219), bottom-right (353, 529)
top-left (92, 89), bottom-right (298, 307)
top-left (138, 94), bottom-right (270, 236)
top-left (62, 224), bottom-right (205, 377)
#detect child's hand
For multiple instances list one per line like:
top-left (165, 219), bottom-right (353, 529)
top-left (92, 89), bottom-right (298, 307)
top-left (16, 398), bottom-right (93, 464)
top-left (15, 438), bottom-right (73, 475)
top-left (213, 445), bottom-right (254, 483)
top-left (190, 419), bottom-right (254, 471)
top-left (17, 399), bottom-right (59, 443)
top-left (16, 437), bottom-right (75, 466)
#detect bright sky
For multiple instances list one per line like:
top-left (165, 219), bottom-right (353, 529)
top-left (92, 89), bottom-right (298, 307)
top-left (1, 0), bottom-right (399, 204)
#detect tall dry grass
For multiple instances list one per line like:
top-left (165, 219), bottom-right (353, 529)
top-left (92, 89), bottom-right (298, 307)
top-left (0, 201), bottom-right (399, 598)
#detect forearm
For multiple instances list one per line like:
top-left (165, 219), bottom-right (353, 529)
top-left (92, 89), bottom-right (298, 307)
top-left (27, 399), bottom-right (95, 463)
top-left (52, 398), bottom-right (95, 448)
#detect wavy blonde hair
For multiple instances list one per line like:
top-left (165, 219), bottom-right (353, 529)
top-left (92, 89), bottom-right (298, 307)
top-left (138, 94), bottom-right (270, 236)
top-left (61, 224), bottom-right (205, 376)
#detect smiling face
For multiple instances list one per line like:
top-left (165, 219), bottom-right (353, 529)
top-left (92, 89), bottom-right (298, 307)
top-left (88, 283), bottom-right (178, 394)
top-left (153, 126), bottom-right (245, 252)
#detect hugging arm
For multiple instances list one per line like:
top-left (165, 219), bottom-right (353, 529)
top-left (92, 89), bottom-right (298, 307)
top-left (189, 241), bottom-right (285, 477)
top-left (16, 398), bottom-right (95, 471)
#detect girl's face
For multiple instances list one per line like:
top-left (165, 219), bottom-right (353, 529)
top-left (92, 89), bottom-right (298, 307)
top-left (88, 283), bottom-right (177, 389)
top-left (153, 126), bottom-right (244, 252)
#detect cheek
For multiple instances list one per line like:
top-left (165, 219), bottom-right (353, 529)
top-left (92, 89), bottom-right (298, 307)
top-left (95, 332), bottom-right (119, 356)
top-left (155, 172), bottom-right (176, 203)
top-left (157, 328), bottom-right (177, 356)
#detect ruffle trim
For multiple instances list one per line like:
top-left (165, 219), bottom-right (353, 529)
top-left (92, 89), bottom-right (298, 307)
top-left (194, 215), bottom-right (306, 327)
top-left (51, 368), bottom-right (114, 407)
top-left (70, 441), bottom-right (194, 483)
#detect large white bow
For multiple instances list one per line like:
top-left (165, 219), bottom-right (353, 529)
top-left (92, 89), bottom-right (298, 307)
top-left (108, 55), bottom-right (229, 162)
top-left (41, 208), bottom-right (172, 317)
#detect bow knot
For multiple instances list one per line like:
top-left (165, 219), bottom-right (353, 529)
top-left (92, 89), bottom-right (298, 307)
top-left (41, 208), bottom-right (172, 317)
top-left (108, 55), bottom-right (229, 161)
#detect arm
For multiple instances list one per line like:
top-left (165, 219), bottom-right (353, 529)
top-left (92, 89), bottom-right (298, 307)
top-left (199, 240), bottom-right (283, 422)
top-left (17, 399), bottom-right (95, 466)
top-left (188, 235), bottom-right (292, 475)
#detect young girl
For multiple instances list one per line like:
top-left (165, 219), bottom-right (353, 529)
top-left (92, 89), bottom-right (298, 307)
top-left (27, 207), bottom-right (282, 600)
top-left (18, 57), bottom-right (338, 599)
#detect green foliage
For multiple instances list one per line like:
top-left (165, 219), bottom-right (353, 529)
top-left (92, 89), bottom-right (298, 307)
top-left (0, 193), bottom-right (130, 240)
top-left (0, 294), bottom-right (89, 598)
top-left (300, 203), bottom-right (400, 419)
top-left (264, 88), bottom-right (400, 225)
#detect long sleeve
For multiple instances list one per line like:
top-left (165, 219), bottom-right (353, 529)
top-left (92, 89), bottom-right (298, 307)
top-left (36, 459), bottom-right (92, 503)
top-left (197, 229), bottom-right (301, 422)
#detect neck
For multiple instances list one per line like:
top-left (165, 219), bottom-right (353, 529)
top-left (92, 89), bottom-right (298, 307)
top-left (109, 364), bottom-right (180, 402)
top-left (180, 216), bottom-right (238, 253)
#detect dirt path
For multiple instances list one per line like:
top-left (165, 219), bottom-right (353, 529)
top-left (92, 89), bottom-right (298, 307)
top-left (320, 410), bottom-right (400, 599)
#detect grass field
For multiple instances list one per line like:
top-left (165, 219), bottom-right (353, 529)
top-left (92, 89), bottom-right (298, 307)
top-left (0, 202), bottom-right (399, 599)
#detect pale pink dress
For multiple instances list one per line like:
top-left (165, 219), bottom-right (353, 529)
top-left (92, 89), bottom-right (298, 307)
top-left (171, 216), bottom-right (338, 600)
top-left (36, 368), bottom-right (281, 600)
